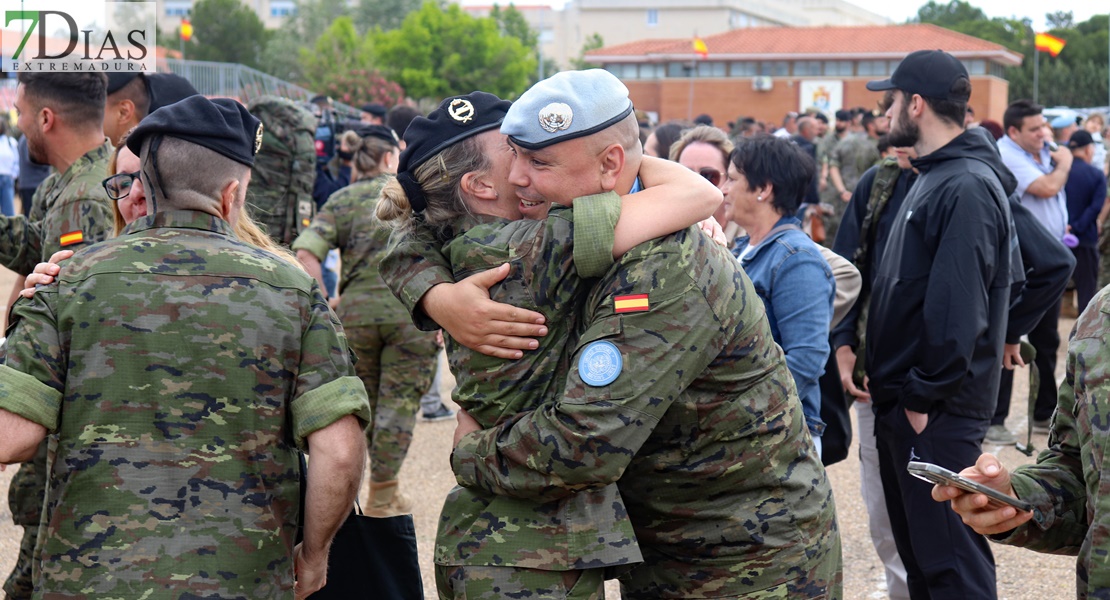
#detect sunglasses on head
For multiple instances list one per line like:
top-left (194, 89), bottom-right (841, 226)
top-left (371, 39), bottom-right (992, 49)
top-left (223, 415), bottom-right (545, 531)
top-left (698, 167), bottom-right (722, 187)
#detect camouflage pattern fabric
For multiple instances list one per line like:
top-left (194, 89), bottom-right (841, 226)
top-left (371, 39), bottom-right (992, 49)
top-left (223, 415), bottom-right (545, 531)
top-left (347, 323), bottom-right (438, 482)
top-left (428, 195), bottom-right (642, 575)
top-left (247, 96), bottom-right (317, 246)
top-left (0, 139), bottom-right (113, 274)
top-left (996, 285), bottom-right (1110, 597)
top-left (0, 209), bottom-right (370, 597)
top-left (2, 139), bottom-right (114, 599)
top-left (826, 133), bottom-right (879, 247)
top-left (436, 565), bottom-right (606, 600)
top-left (449, 227), bottom-right (842, 598)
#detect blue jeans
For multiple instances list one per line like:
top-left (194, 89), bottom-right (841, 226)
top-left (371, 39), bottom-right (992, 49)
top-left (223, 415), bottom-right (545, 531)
top-left (0, 176), bottom-right (15, 217)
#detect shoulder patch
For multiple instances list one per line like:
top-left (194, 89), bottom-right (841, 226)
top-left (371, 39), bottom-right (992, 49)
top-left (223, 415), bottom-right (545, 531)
top-left (578, 340), bottom-right (622, 387)
top-left (60, 231), bottom-right (84, 246)
top-left (614, 293), bottom-right (649, 313)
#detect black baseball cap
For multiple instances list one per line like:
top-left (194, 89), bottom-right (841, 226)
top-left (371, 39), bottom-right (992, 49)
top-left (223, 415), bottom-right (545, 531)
top-left (834, 109), bottom-right (852, 122)
top-left (866, 50), bottom-right (971, 102)
top-left (1068, 130), bottom-right (1094, 149)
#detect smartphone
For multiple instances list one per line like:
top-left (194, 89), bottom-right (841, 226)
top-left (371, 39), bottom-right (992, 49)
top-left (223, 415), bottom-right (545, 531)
top-left (907, 461), bottom-right (1033, 512)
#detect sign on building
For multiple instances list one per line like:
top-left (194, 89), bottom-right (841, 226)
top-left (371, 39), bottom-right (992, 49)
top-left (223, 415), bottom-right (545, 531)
top-left (799, 80), bottom-right (843, 116)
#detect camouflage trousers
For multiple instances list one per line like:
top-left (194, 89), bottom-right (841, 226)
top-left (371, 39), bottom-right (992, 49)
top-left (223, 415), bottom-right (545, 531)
top-left (3, 440), bottom-right (48, 600)
top-left (436, 565), bottom-right (605, 600)
top-left (347, 323), bottom-right (439, 482)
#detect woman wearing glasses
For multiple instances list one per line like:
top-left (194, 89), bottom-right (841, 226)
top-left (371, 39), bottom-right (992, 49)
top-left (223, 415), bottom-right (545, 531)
top-left (724, 134), bottom-right (836, 456)
top-left (670, 125), bottom-right (740, 243)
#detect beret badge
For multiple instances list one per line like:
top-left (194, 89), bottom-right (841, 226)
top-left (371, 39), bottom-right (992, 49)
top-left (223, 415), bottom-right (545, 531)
top-left (538, 102), bottom-right (573, 133)
top-left (254, 123), bottom-right (264, 154)
top-left (448, 98), bottom-right (475, 123)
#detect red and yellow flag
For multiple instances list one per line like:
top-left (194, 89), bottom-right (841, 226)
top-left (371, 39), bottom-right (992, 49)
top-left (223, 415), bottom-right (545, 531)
top-left (614, 294), bottom-right (650, 314)
top-left (1035, 33), bottom-right (1066, 58)
top-left (692, 37), bottom-right (708, 59)
top-left (59, 231), bottom-right (83, 247)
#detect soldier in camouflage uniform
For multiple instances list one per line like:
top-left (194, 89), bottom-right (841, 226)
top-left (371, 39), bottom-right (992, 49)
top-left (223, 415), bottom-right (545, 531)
top-left (2, 72), bottom-right (116, 600)
top-left (293, 124), bottom-right (438, 518)
top-left (378, 88), bottom-right (721, 599)
top-left (826, 111), bottom-right (887, 245)
top-left (0, 95), bottom-right (370, 598)
top-left (386, 72), bottom-right (842, 599)
top-left (247, 95), bottom-right (318, 247)
top-left (935, 283), bottom-right (1110, 598)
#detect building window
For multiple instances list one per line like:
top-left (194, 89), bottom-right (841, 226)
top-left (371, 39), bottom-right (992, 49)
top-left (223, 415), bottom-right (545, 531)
top-left (646, 9), bottom-right (658, 27)
top-left (605, 64), bottom-right (639, 80)
top-left (793, 61), bottom-right (822, 76)
top-left (759, 61), bottom-right (789, 77)
top-left (730, 61), bottom-right (757, 77)
top-left (696, 62), bottom-right (726, 78)
top-left (165, 0), bottom-right (191, 16)
top-left (857, 60), bottom-right (886, 76)
top-left (990, 61), bottom-right (1006, 78)
top-left (667, 62), bottom-right (691, 78)
top-left (270, 0), bottom-right (295, 17)
top-left (824, 61), bottom-right (853, 76)
top-left (639, 63), bottom-right (664, 79)
top-left (963, 59), bottom-right (986, 75)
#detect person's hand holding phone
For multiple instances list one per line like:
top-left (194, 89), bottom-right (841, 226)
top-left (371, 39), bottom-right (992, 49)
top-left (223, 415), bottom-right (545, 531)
top-left (929, 453), bottom-right (1035, 535)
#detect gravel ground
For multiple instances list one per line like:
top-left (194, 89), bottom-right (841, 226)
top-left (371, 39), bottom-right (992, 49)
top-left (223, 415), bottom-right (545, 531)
top-left (0, 287), bottom-right (1080, 599)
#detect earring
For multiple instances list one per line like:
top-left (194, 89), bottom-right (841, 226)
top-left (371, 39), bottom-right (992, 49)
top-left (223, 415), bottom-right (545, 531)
top-left (757, 195), bottom-right (763, 202)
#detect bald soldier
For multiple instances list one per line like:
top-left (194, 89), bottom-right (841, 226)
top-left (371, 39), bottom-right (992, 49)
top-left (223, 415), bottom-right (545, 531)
top-left (0, 95), bottom-right (369, 598)
top-left (385, 70), bottom-right (842, 598)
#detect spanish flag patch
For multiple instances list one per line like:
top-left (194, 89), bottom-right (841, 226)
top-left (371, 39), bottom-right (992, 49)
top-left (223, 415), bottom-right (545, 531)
top-left (614, 294), bottom-right (649, 313)
top-left (59, 231), bottom-right (83, 247)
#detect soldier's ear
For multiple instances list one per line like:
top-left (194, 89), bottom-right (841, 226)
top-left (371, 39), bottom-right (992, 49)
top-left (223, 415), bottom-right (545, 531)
top-left (598, 142), bottom-right (625, 192)
top-left (461, 170), bottom-right (497, 201)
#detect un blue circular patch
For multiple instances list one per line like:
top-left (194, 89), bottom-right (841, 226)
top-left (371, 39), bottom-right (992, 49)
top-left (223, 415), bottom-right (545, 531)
top-left (578, 340), bottom-right (623, 387)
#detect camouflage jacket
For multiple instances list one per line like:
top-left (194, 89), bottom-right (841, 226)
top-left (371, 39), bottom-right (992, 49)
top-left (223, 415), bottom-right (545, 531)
top-left (247, 96), bottom-right (317, 246)
top-left (384, 195), bottom-right (644, 571)
top-left (998, 286), bottom-right (1110, 597)
top-left (830, 133), bottom-right (880, 193)
top-left (0, 210), bottom-right (370, 598)
top-left (292, 175), bottom-right (407, 327)
top-left (448, 228), bottom-right (841, 597)
top-left (0, 140), bottom-right (113, 274)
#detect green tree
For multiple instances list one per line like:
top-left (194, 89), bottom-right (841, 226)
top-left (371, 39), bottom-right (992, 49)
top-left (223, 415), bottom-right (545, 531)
top-left (1046, 11), bottom-right (1074, 30)
top-left (258, 0), bottom-right (351, 79)
top-left (295, 17), bottom-right (405, 106)
top-left (569, 33), bottom-right (604, 70)
top-left (186, 0), bottom-right (269, 67)
top-left (371, 1), bottom-right (536, 100)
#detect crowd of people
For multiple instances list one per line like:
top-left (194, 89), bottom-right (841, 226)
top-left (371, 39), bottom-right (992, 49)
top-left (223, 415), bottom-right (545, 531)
top-left (0, 48), bottom-right (1109, 600)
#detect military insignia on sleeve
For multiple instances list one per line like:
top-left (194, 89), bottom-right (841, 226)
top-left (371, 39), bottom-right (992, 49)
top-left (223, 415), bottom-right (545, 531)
top-left (254, 123), bottom-right (264, 154)
top-left (578, 340), bottom-right (622, 387)
top-left (614, 293), bottom-right (649, 313)
top-left (538, 102), bottom-right (573, 133)
top-left (59, 231), bottom-right (84, 246)
top-left (448, 99), bottom-right (475, 123)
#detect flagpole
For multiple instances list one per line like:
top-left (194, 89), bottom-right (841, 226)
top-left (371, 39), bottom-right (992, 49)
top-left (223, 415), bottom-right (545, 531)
top-left (1033, 46), bottom-right (1039, 105)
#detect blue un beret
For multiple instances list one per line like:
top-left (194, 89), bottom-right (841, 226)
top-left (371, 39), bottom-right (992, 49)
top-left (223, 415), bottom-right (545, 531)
top-left (501, 69), bottom-right (633, 150)
top-left (127, 95), bottom-right (263, 168)
top-left (397, 91), bottom-right (511, 214)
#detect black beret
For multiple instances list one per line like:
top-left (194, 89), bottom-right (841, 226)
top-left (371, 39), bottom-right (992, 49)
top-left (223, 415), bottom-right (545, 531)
top-left (361, 103), bottom-right (387, 117)
top-left (106, 72), bottom-right (142, 95)
top-left (396, 91), bottom-right (510, 215)
top-left (834, 109), bottom-right (852, 122)
top-left (127, 95), bottom-right (262, 168)
top-left (351, 124), bottom-right (399, 147)
top-left (146, 73), bottom-right (200, 113)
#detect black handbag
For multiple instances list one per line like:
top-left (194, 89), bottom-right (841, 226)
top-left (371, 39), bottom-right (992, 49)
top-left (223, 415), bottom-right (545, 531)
top-left (310, 503), bottom-right (424, 600)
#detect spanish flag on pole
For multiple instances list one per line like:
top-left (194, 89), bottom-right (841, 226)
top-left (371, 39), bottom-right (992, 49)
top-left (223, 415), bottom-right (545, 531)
top-left (693, 36), bottom-right (708, 59)
top-left (1034, 33), bottom-right (1066, 58)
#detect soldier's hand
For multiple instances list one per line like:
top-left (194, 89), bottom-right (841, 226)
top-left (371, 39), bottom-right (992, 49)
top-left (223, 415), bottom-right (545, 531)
top-left (1002, 343), bottom-right (1025, 370)
top-left (293, 542), bottom-right (328, 599)
top-left (931, 453), bottom-right (1033, 535)
top-left (20, 250), bottom-right (73, 298)
top-left (423, 264), bottom-right (547, 360)
top-left (835, 346), bottom-right (869, 400)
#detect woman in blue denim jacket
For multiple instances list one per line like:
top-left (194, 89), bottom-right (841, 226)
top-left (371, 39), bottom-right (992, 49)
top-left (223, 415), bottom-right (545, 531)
top-left (725, 135), bottom-right (835, 454)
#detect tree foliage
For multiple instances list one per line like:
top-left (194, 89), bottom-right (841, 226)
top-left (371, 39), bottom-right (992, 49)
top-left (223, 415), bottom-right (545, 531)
top-left (914, 1), bottom-right (1109, 107)
top-left (371, 1), bottom-right (536, 101)
top-left (570, 33), bottom-right (604, 70)
top-left (187, 0), bottom-right (269, 67)
top-left (295, 17), bottom-right (404, 106)
top-left (354, 0), bottom-right (423, 33)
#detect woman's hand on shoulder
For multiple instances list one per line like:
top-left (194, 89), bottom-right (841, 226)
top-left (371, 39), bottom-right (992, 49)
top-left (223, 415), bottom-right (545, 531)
top-left (20, 250), bottom-right (73, 298)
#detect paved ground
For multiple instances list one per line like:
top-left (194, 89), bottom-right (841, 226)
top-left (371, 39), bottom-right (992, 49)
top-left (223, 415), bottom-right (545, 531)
top-left (0, 259), bottom-right (1081, 598)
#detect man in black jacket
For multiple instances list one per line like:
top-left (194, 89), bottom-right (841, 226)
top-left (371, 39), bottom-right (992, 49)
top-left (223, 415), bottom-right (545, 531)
top-left (864, 50), bottom-right (1015, 599)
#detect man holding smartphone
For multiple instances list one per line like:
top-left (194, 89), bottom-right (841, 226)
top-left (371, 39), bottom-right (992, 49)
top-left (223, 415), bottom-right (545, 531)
top-left (933, 282), bottom-right (1110, 597)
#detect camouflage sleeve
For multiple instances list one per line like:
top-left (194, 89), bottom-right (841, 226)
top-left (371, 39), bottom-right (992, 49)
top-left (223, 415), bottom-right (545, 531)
top-left (40, 196), bottom-right (114, 267)
top-left (828, 141), bottom-right (845, 169)
top-left (572, 192), bottom-right (619, 278)
top-left (451, 252), bottom-right (714, 500)
top-left (380, 226), bottom-right (453, 331)
top-left (994, 309), bottom-right (1100, 556)
top-left (0, 214), bottom-right (43, 274)
top-left (0, 292), bottom-right (65, 431)
top-left (290, 283), bottom-right (371, 450)
top-left (291, 194), bottom-right (342, 261)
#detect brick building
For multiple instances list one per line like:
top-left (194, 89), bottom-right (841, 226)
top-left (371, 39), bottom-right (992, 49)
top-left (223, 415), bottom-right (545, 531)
top-left (586, 23), bottom-right (1023, 125)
